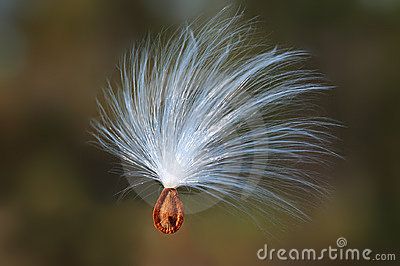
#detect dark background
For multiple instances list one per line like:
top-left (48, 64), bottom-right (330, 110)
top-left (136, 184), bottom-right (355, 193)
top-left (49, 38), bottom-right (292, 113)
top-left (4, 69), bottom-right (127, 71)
top-left (0, 0), bottom-right (399, 265)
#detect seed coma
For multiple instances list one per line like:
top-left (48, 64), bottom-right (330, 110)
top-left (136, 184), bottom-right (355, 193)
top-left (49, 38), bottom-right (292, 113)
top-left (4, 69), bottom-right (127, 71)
top-left (153, 188), bottom-right (184, 234)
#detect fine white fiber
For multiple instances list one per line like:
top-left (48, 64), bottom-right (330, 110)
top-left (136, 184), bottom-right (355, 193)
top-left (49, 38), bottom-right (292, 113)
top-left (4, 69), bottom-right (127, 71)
top-left (91, 8), bottom-right (339, 230)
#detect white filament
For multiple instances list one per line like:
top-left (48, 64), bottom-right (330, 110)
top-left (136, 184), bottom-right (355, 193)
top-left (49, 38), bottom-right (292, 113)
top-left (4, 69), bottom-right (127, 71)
top-left (91, 8), bottom-right (338, 226)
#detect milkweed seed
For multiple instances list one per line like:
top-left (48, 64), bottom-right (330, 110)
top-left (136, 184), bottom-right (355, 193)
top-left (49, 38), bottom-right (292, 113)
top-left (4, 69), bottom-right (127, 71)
top-left (153, 188), bottom-right (184, 234)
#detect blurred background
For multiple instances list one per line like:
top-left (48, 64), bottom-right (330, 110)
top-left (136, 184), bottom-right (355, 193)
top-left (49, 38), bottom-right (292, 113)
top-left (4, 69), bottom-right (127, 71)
top-left (0, 0), bottom-right (399, 265)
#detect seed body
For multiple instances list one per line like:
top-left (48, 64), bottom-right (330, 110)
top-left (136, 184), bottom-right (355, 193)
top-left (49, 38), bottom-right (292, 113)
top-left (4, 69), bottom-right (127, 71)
top-left (153, 188), bottom-right (184, 234)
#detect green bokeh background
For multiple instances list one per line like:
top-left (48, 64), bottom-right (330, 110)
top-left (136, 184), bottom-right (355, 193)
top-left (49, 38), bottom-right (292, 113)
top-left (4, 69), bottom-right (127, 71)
top-left (1, 0), bottom-right (399, 265)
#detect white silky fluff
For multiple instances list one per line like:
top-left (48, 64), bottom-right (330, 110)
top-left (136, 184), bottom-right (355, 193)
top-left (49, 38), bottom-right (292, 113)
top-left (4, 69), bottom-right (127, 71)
top-left (91, 9), bottom-right (338, 226)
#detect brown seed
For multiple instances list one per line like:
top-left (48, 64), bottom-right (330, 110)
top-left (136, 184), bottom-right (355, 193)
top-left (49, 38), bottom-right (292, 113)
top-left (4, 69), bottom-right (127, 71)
top-left (153, 188), bottom-right (184, 234)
